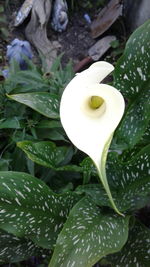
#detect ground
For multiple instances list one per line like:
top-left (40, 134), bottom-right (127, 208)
top-left (2, 0), bottom-right (100, 70)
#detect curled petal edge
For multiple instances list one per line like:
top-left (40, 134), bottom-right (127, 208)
top-left (60, 62), bottom-right (125, 216)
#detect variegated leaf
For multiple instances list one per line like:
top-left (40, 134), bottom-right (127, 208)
top-left (49, 197), bottom-right (129, 267)
top-left (0, 171), bottom-right (80, 249)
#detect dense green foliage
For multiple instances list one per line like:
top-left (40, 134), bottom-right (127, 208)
top-left (0, 3), bottom-right (9, 42)
top-left (0, 20), bottom-right (150, 266)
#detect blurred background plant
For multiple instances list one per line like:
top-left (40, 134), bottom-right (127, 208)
top-left (0, 56), bottom-right (76, 189)
top-left (78, 0), bottom-right (108, 9)
top-left (0, 1), bottom-right (9, 67)
top-left (0, 2), bottom-right (9, 41)
top-left (69, 0), bottom-right (108, 10)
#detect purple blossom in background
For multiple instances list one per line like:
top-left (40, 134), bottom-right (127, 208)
top-left (6, 38), bottom-right (33, 70)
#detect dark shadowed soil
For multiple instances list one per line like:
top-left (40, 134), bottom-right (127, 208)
top-left (1, 1), bottom-right (99, 69)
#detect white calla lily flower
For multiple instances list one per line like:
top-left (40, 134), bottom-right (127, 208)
top-left (60, 61), bottom-right (125, 215)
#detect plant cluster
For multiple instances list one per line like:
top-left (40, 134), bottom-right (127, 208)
top-left (0, 20), bottom-right (150, 266)
top-left (0, 1), bottom-right (9, 42)
top-left (69, 0), bottom-right (108, 11)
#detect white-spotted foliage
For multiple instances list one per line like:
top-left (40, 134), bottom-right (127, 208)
top-left (17, 141), bottom-right (73, 169)
top-left (114, 20), bottom-right (150, 100)
top-left (114, 84), bottom-right (150, 149)
top-left (0, 229), bottom-right (45, 264)
top-left (109, 220), bottom-right (150, 267)
top-left (107, 144), bottom-right (150, 187)
top-left (76, 144), bottom-right (150, 212)
top-left (49, 197), bottom-right (129, 267)
top-left (113, 20), bottom-right (150, 149)
top-left (7, 92), bottom-right (60, 119)
top-left (17, 140), bottom-right (83, 173)
top-left (0, 171), bottom-right (80, 249)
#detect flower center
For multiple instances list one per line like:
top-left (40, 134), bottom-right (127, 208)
top-left (89, 96), bottom-right (104, 109)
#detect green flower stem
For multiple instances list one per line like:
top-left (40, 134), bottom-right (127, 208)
top-left (97, 134), bottom-right (124, 216)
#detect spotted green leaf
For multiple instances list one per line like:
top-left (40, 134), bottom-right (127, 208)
top-left (17, 141), bottom-right (73, 169)
top-left (49, 197), bottom-right (130, 267)
top-left (75, 184), bottom-right (115, 208)
top-left (109, 220), bottom-right (150, 267)
top-left (0, 229), bottom-right (45, 264)
top-left (113, 20), bottom-right (150, 149)
top-left (107, 145), bottom-right (150, 188)
top-left (107, 144), bottom-right (150, 211)
top-left (0, 171), bottom-right (80, 249)
top-left (7, 92), bottom-right (60, 119)
top-left (114, 84), bottom-right (150, 149)
top-left (114, 19), bottom-right (150, 100)
top-left (76, 145), bottom-right (150, 212)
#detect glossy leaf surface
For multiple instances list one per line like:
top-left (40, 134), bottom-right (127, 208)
top-left (114, 20), bottom-right (150, 100)
top-left (0, 171), bottom-right (79, 249)
top-left (114, 20), bottom-right (150, 149)
top-left (109, 221), bottom-right (150, 267)
top-left (7, 92), bottom-right (60, 119)
top-left (49, 197), bottom-right (129, 267)
top-left (108, 144), bottom-right (150, 211)
top-left (114, 84), bottom-right (150, 149)
top-left (0, 229), bottom-right (45, 264)
top-left (76, 145), bottom-right (150, 212)
top-left (17, 141), bottom-right (73, 169)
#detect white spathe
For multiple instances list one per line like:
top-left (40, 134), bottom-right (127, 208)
top-left (60, 61), bottom-right (125, 170)
top-left (60, 61), bottom-right (125, 215)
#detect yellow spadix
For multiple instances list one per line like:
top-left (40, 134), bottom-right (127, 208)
top-left (60, 61), bottom-right (125, 215)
